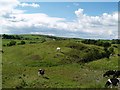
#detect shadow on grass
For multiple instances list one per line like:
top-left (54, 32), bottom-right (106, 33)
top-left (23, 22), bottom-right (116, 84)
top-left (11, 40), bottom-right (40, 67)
top-left (43, 76), bottom-right (49, 79)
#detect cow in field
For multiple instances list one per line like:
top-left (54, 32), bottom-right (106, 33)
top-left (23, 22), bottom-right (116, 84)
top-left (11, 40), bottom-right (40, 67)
top-left (56, 47), bottom-right (61, 52)
top-left (38, 69), bottom-right (45, 76)
top-left (113, 71), bottom-right (120, 78)
top-left (103, 70), bottom-right (116, 77)
top-left (105, 78), bottom-right (120, 88)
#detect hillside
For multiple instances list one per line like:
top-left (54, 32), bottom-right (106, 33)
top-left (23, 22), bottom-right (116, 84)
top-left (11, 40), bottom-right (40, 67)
top-left (2, 34), bottom-right (119, 88)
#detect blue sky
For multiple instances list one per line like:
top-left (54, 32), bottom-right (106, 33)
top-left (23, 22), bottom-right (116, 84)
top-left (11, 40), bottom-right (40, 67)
top-left (0, 0), bottom-right (118, 39)
top-left (19, 0), bottom-right (119, 2)
top-left (17, 2), bottom-right (118, 21)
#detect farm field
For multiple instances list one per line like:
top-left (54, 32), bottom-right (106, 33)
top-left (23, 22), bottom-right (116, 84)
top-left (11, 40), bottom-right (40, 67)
top-left (1, 34), bottom-right (119, 88)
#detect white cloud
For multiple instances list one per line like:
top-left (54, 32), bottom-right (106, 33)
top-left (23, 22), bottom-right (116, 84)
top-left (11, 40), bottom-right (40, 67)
top-left (19, 3), bottom-right (40, 8)
top-left (0, 0), bottom-right (20, 17)
top-left (0, 0), bottom-right (118, 39)
top-left (0, 0), bottom-right (19, 8)
top-left (30, 32), bottom-right (55, 36)
top-left (74, 8), bottom-right (118, 39)
top-left (75, 8), bottom-right (118, 26)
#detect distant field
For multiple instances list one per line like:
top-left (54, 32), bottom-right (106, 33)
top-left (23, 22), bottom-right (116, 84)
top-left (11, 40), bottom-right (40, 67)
top-left (2, 34), bottom-right (119, 88)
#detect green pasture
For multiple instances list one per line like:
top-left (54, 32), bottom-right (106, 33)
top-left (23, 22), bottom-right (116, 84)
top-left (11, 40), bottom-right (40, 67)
top-left (2, 35), bottom-right (119, 88)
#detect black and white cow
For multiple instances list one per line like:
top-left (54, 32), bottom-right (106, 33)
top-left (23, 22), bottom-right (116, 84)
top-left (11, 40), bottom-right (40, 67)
top-left (113, 71), bottom-right (120, 78)
top-left (103, 70), bottom-right (116, 77)
top-left (105, 78), bottom-right (120, 88)
top-left (38, 69), bottom-right (45, 76)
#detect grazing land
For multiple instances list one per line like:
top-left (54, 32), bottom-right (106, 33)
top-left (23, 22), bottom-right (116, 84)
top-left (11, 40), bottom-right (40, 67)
top-left (1, 34), bottom-right (119, 88)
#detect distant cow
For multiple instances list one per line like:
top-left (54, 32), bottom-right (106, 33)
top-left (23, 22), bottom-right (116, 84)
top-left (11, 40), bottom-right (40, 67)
top-left (56, 47), bottom-right (61, 52)
top-left (38, 69), bottom-right (45, 76)
top-left (103, 70), bottom-right (116, 77)
top-left (105, 78), bottom-right (120, 88)
top-left (113, 71), bottom-right (120, 78)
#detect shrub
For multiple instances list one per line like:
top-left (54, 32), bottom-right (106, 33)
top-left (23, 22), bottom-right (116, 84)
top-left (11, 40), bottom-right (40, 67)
top-left (21, 41), bottom-right (26, 45)
top-left (109, 47), bottom-right (114, 54)
top-left (29, 41), bottom-right (36, 44)
top-left (66, 42), bottom-right (87, 50)
top-left (102, 42), bottom-right (111, 48)
top-left (3, 44), bottom-right (6, 47)
top-left (7, 40), bottom-right (16, 46)
top-left (103, 48), bottom-right (111, 59)
top-left (105, 50), bottom-right (111, 59)
top-left (81, 48), bottom-right (104, 63)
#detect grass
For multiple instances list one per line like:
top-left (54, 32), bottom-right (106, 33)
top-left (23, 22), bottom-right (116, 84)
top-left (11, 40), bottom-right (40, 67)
top-left (2, 35), bottom-right (119, 88)
top-left (85, 56), bottom-right (118, 70)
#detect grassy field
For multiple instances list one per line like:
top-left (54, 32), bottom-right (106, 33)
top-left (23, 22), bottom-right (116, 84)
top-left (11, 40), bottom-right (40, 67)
top-left (2, 35), bottom-right (119, 88)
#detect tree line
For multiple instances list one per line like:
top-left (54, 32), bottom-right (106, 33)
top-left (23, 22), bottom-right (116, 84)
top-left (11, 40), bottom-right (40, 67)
top-left (3, 40), bottom-right (26, 46)
top-left (2, 34), bottom-right (23, 40)
top-left (81, 39), bottom-right (120, 46)
top-left (81, 39), bottom-right (111, 47)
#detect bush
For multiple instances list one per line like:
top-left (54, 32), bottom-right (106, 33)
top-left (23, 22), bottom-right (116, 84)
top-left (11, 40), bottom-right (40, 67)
top-left (3, 44), bottom-right (6, 47)
top-left (102, 42), bottom-right (111, 48)
top-left (105, 50), bottom-right (111, 59)
top-left (96, 40), bottom-right (103, 46)
top-left (66, 42), bottom-right (87, 50)
top-left (29, 41), bottom-right (36, 44)
top-left (103, 48), bottom-right (111, 59)
top-left (81, 48), bottom-right (105, 63)
top-left (21, 41), bottom-right (25, 45)
top-left (109, 47), bottom-right (114, 54)
top-left (7, 40), bottom-right (16, 46)
top-left (18, 41), bottom-right (26, 45)
top-left (65, 47), bottom-right (106, 63)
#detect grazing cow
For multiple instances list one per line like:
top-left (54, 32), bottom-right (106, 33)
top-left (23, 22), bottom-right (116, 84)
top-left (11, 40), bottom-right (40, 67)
top-left (56, 47), bottom-right (61, 52)
top-left (103, 70), bottom-right (116, 77)
top-left (38, 69), bottom-right (45, 76)
top-left (113, 71), bottom-right (120, 78)
top-left (105, 78), bottom-right (120, 88)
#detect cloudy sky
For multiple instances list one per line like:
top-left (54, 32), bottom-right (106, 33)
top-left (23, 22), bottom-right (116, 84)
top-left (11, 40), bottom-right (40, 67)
top-left (0, 0), bottom-right (118, 39)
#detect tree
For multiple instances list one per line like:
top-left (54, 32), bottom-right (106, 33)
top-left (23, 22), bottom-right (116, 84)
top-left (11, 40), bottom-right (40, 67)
top-left (96, 40), bottom-right (103, 46)
top-left (102, 42), bottom-right (111, 48)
